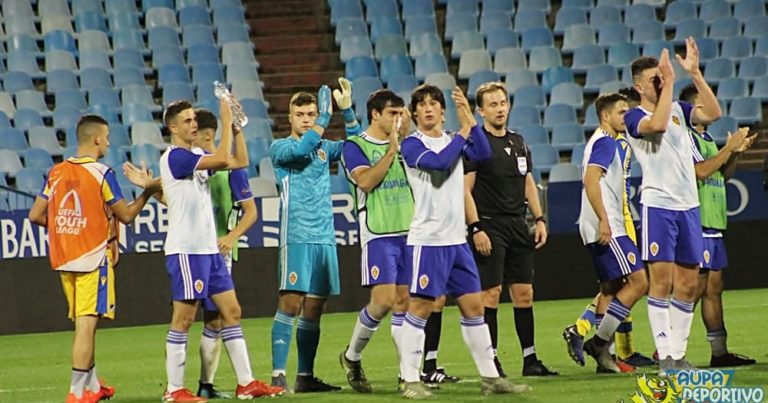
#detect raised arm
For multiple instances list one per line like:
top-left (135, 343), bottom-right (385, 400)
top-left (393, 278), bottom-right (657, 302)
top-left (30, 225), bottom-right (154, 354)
top-left (693, 128), bottom-right (748, 180)
top-left (401, 135), bottom-right (466, 171)
top-left (270, 130), bottom-right (322, 165)
top-left (198, 99), bottom-right (235, 171)
top-left (343, 118), bottom-right (401, 193)
top-left (677, 38), bottom-right (722, 125)
top-left (633, 49), bottom-right (675, 136)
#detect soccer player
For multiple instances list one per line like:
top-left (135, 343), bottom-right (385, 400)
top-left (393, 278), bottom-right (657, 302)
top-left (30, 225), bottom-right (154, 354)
top-left (190, 109), bottom-right (259, 399)
top-left (158, 99), bottom-right (280, 402)
top-left (562, 87), bottom-right (657, 371)
top-left (464, 82), bottom-right (557, 378)
top-left (679, 84), bottom-right (757, 368)
top-left (577, 93), bottom-right (650, 373)
top-left (28, 115), bottom-right (160, 403)
top-left (398, 84), bottom-right (530, 398)
top-left (624, 38), bottom-right (722, 374)
top-left (269, 79), bottom-right (361, 392)
top-left (338, 89), bottom-right (412, 393)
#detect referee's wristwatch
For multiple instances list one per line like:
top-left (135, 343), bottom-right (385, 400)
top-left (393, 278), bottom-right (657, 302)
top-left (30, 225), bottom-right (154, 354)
top-left (534, 216), bottom-right (547, 224)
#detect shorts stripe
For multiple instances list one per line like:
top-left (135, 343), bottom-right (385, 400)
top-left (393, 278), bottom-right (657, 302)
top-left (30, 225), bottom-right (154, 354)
top-left (409, 245), bottom-right (421, 294)
top-left (279, 246), bottom-right (288, 289)
top-left (641, 204), bottom-right (649, 261)
top-left (609, 238), bottom-right (631, 276)
top-left (180, 254), bottom-right (193, 300)
top-left (361, 243), bottom-right (368, 286)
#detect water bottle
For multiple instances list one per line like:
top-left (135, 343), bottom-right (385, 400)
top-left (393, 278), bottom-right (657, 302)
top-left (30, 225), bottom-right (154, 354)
top-left (213, 81), bottom-right (248, 128)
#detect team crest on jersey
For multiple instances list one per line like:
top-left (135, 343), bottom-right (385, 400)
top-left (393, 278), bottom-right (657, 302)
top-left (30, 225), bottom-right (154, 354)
top-left (671, 116), bottom-right (680, 126)
top-left (371, 265), bottom-right (380, 280)
top-left (419, 274), bottom-right (429, 289)
top-left (317, 149), bottom-right (327, 161)
top-left (703, 250), bottom-right (711, 264)
top-left (194, 279), bottom-right (204, 294)
top-left (627, 252), bottom-right (636, 265)
top-left (100, 275), bottom-right (107, 286)
top-left (289, 271), bottom-right (298, 285)
top-left (650, 242), bottom-right (659, 257)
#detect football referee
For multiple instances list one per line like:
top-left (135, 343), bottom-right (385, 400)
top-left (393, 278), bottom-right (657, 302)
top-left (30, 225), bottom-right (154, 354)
top-left (464, 82), bottom-right (557, 377)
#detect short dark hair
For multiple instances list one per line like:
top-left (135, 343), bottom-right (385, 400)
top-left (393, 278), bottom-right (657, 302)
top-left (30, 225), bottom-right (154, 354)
top-left (678, 84), bottom-right (698, 104)
top-left (366, 89), bottom-right (405, 122)
top-left (195, 108), bottom-right (217, 131)
top-left (618, 87), bottom-right (640, 104)
top-left (630, 56), bottom-right (659, 81)
top-left (410, 84), bottom-right (445, 119)
top-left (289, 92), bottom-right (317, 109)
top-left (475, 81), bottom-right (508, 108)
top-left (76, 114), bottom-right (108, 143)
top-left (163, 100), bottom-right (193, 127)
top-left (594, 93), bottom-right (628, 122)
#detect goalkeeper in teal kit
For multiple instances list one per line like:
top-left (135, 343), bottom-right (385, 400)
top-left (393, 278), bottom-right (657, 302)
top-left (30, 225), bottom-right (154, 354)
top-left (269, 78), bottom-right (361, 392)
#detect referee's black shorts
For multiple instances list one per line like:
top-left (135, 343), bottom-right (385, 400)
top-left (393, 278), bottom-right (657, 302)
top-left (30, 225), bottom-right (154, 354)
top-left (468, 215), bottom-right (534, 289)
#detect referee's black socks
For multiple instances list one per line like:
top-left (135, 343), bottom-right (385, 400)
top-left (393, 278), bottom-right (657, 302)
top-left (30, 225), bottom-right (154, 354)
top-left (514, 307), bottom-right (538, 363)
top-left (423, 311), bottom-right (442, 373)
top-left (484, 307), bottom-right (499, 352)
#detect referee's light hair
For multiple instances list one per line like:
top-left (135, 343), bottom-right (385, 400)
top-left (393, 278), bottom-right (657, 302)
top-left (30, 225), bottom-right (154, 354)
top-left (475, 81), bottom-right (508, 108)
top-left (366, 89), bottom-right (405, 122)
top-left (76, 114), bottom-right (109, 143)
top-left (194, 108), bottom-right (218, 131)
top-left (630, 56), bottom-right (659, 82)
top-left (678, 83), bottom-right (698, 105)
top-left (289, 91), bottom-right (317, 112)
top-left (594, 93), bottom-right (628, 122)
top-left (163, 100), bottom-right (193, 127)
top-left (410, 84), bottom-right (445, 118)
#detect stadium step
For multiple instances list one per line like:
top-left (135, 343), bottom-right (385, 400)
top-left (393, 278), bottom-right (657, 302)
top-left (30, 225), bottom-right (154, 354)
top-left (246, 0), bottom-right (324, 18)
top-left (249, 16), bottom-right (326, 36)
top-left (261, 71), bottom-right (344, 89)
top-left (254, 34), bottom-right (336, 54)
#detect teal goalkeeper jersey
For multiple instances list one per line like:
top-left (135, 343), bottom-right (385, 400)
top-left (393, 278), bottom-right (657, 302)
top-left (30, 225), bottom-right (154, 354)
top-left (270, 124), bottom-right (361, 245)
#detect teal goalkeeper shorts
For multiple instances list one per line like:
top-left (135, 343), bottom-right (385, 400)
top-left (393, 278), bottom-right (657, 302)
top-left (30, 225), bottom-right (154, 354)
top-left (278, 243), bottom-right (340, 296)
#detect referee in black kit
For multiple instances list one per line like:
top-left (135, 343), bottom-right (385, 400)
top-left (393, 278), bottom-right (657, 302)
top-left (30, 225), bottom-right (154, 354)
top-left (464, 82), bottom-right (558, 377)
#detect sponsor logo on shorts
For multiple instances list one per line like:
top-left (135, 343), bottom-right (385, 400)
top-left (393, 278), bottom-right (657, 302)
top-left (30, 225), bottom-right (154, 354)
top-left (650, 242), bottom-right (659, 257)
top-left (317, 149), bottom-right (327, 161)
top-left (419, 274), bottom-right (429, 289)
top-left (194, 279), bottom-right (204, 294)
top-left (289, 271), bottom-right (298, 285)
top-left (703, 250), bottom-right (711, 264)
top-left (100, 275), bottom-right (107, 286)
top-left (371, 265), bottom-right (380, 280)
top-left (627, 252), bottom-right (636, 265)
top-left (672, 115), bottom-right (680, 126)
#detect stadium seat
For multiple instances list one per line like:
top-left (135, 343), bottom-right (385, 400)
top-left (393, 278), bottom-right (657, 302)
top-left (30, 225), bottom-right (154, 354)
top-left (494, 48), bottom-right (527, 75)
top-left (0, 92), bottom-right (17, 119)
top-left (3, 0), bottom-right (35, 19)
top-left (42, 16), bottom-right (75, 36)
top-left (550, 123), bottom-right (584, 151)
top-left (114, 67), bottom-right (147, 90)
top-left (367, 0), bottom-right (399, 23)
top-left (179, 6), bottom-right (212, 27)
top-left (0, 128), bottom-right (30, 152)
top-left (744, 16), bottom-right (768, 39)
top-left (543, 103), bottom-right (578, 129)
top-left (518, 0), bottom-right (551, 13)
top-left (505, 69), bottom-right (538, 94)
top-left (15, 168), bottom-right (46, 194)
top-left (102, 148), bottom-right (127, 169)
top-left (122, 103), bottom-right (155, 126)
top-left (80, 68), bottom-right (113, 91)
top-left (218, 24), bottom-right (250, 45)
top-left (351, 77), bottom-right (382, 105)
top-left (153, 46), bottom-right (186, 68)
top-left (707, 116), bottom-right (738, 143)
top-left (162, 83), bottom-right (196, 106)
top-left (697, 38), bottom-right (719, 63)
top-left (132, 122), bottom-right (168, 149)
top-left (240, 99), bottom-right (269, 120)
top-left (632, 21), bottom-right (664, 44)
top-left (699, 0), bottom-right (731, 23)
top-left (551, 83), bottom-right (584, 110)
top-left (340, 36), bottom-right (374, 62)
top-left (529, 144), bottom-right (558, 173)
top-left (105, 0), bottom-right (139, 15)
top-left (16, 90), bottom-right (52, 117)
top-left (486, 29), bottom-right (519, 56)
top-left (213, 6), bottom-right (248, 26)
top-left (416, 52), bottom-right (449, 80)
top-left (144, 0), bottom-right (174, 9)
top-left (554, 7), bottom-right (588, 34)
top-left (331, 0), bottom-right (364, 26)
top-left (597, 23), bottom-right (630, 47)
top-left (447, 0), bottom-right (480, 16)
top-left (336, 18), bottom-right (368, 46)
top-left (738, 56), bottom-right (768, 81)
top-left (673, 18), bottom-right (706, 43)
top-left (75, 11), bottom-right (108, 33)
top-left (56, 90), bottom-right (88, 111)
top-left (516, 124), bottom-right (548, 145)
top-left (665, 1), bottom-right (697, 28)
top-left (410, 33), bottom-right (443, 58)
top-left (548, 163), bottom-right (582, 182)
top-left (113, 30), bottom-right (147, 52)
top-left (193, 63), bottom-right (225, 85)
top-left (590, 6), bottom-right (621, 29)
top-left (109, 13), bottom-right (142, 33)
top-left (345, 56), bottom-right (379, 81)
top-left (23, 148), bottom-right (56, 170)
top-left (388, 75), bottom-right (419, 94)
top-left (521, 27), bottom-right (554, 51)
top-left (642, 40), bottom-right (675, 58)
top-left (514, 9), bottom-right (547, 33)
top-left (541, 66), bottom-right (575, 94)
top-left (561, 24), bottom-right (596, 52)
top-left (729, 97), bottom-right (762, 124)
top-left (405, 16), bottom-right (439, 41)
top-left (425, 73), bottom-right (457, 90)
top-left (599, 80), bottom-right (628, 94)
top-left (188, 44), bottom-right (221, 66)
top-left (232, 81), bottom-right (265, 101)
top-left (402, 0), bottom-right (435, 20)
top-left (149, 27), bottom-right (181, 49)
top-left (183, 25), bottom-right (215, 48)
top-left (0, 149), bottom-right (24, 177)
top-left (483, 0), bottom-right (515, 13)
top-left (708, 17), bottom-right (741, 40)
top-left (734, 0), bottom-right (765, 22)
top-left (480, 13), bottom-right (513, 35)
top-left (8, 52), bottom-right (44, 78)
top-left (721, 37), bottom-right (752, 61)
top-left (5, 18), bottom-right (39, 38)
top-left (375, 34), bottom-right (408, 61)
top-left (457, 49), bottom-right (491, 79)
top-left (14, 109), bottom-right (44, 132)
top-left (8, 34), bottom-right (42, 55)
top-left (572, 44), bottom-right (606, 73)
top-left (716, 78), bottom-right (748, 102)
top-left (444, 13), bottom-right (478, 40)
top-left (467, 70), bottom-right (501, 100)
top-left (702, 58), bottom-right (734, 84)
top-left (507, 105), bottom-right (542, 127)
top-left (130, 144), bottom-right (162, 170)
top-left (513, 86), bottom-right (546, 110)
top-left (55, 107), bottom-right (83, 131)
top-left (379, 54), bottom-right (413, 84)
top-left (0, 111), bottom-right (11, 130)
top-left (584, 64), bottom-right (619, 93)
top-left (46, 50), bottom-right (78, 72)
top-left (158, 64), bottom-right (191, 87)
top-left (451, 31), bottom-right (485, 59)
top-left (108, 124), bottom-right (131, 150)
top-left (751, 76), bottom-right (768, 101)
top-left (528, 46), bottom-right (562, 73)
top-left (79, 50), bottom-right (113, 71)
top-left (27, 132), bottom-right (62, 162)
top-left (44, 30), bottom-right (77, 54)
top-left (570, 142), bottom-right (587, 164)
top-left (46, 69), bottom-right (79, 94)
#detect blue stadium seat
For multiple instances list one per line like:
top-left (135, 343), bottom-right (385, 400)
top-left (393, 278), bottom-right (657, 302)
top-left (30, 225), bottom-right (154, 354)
top-left (122, 103), bottom-right (155, 126)
top-left (114, 67), bottom-right (147, 89)
top-left (445, 13), bottom-right (478, 40)
top-left (351, 77), bottom-right (383, 106)
top-left (447, 0), bottom-right (479, 17)
top-left (624, 4), bottom-right (657, 28)
top-left (554, 7), bottom-right (588, 34)
top-left (425, 72), bottom-right (457, 90)
top-left (231, 81), bottom-right (266, 102)
top-left (751, 76), bottom-right (768, 101)
top-left (109, 13), bottom-right (141, 33)
top-left (367, 0), bottom-right (399, 22)
top-left (16, 90), bottom-right (52, 117)
top-left (0, 128), bottom-right (30, 151)
top-left (0, 111), bottom-right (11, 129)
top-left (75, 11), bottom-right (108, 33)
top-left (597, 23), bottom-right (630, 47)
top-left (183, 25), bottom-right (215, 48)
top-left (40, 0), bottom-right (72, 18)
top-left (755, 34), bottom-right (768, 58)
top-left (541, 66), bottom-right (574, 94)
top-left (549, 163), bottom-right (582, 183)
top-left (590, 6), bottom-right (621, 29)
top-left (340, 36), bottom-right (374, 62)
top-left (187, 44), bottom-right (221, 66)
top-left (483, 0), bottom-right (515, 13)
top-left (744, 16), bottom-right (768, 41)
top-left (721, 37), bottom-right (752, 61)
top-left (387, 75), bottom-right (419, 94)
top-left (467, 70), bottom-right (501, 99)
top-left (122, 85), bottom-right (159, 111)
top-left (130, 143), bottom-right (162, 169)
top-left (515, 9), bottom-right (548, 33)
top-left (570, 142), bottom-right (587, 164)
top-left (707, 116), bottom-right (737, 144)
top-left (336, 18), bottom-right (368, 46)
top-left (80, 68), bottom-right (113, 91)
top-left (729, 97), bottom-right (762, 125)
top-left (88, 103), bottom-right (121, 124)
top-left (708, 17), bottom-right (741, 40)
top-left (599, 80), bottom-right (628, 94)
top-left (551, 83), bottom-right (584, 110)
top-left (673, 18), bottom-right (706, 44)
top-left (451, 31), bottom-right (485, 59)
top-left (486, 29), bottom-right (518, 56)
top-left (153, 46), bottom-right (186, 68)
top-left (717, 77), bottom-right (748, 102)
top-left (550, 123), bottom-right (584, 152)
top-left (213, 6), bottom-right (248, 26)
top-left (738, 56), bottom-right (768, 81)
top-left (528, 46), bottom-right (562, 73)
top-left (561, 24), bottom-right (595, 52)
top-left (375, 34), bottom-right (408, 61)
top-left (132, 122), bottom-right (167, 149)
top-left (734, 0), bottom-right (765, 22)
top-left (5, 18), bottom-right (39, 38)
top-left (23, 147), bottom-right (56, 170)
top-left (46, 69), bottom-right (79, 94)
top-left (480, 13), bottom-right (512, 35)
top-left (405, 16), bottom-right (438, 41)
top-left (345, 56), bottom-right (379, 81)
top-left (504, 69), bottom-right (538, 94)
top-left (46, 50), bottom-right (78, 72)
top-left (3, 0), bottom-right (35, 19)
top-left (158, 64), bottom-right (191, 87)
top-left (0, 93), bottom-right (16, 118)
top-left (8, 51), bottom-right (43, 78)
top-left (403, 0), bottom-right (435, 20)
top-left (529, 144), bottom-right (558, 173)
top-left (162, 83), bottom-right (196, 106)
top-left (89, 88), bottom-right (121, 110)
top-left (113, 30), bottom-right (147, 52)
top-left (700, 0), bottom-right (731, 23)
top-left (56, 90), bottom-right (88, 111)
top-left (331, 0), bottom-right (364, 25)
top-left (572, 44), bottom-right (606, 73)
top-left (665, 1), bottom-right (697, 28)
top-left (584, 64), bottom-right (619, 93)
top-left (73, 0), bottom-right (105, 14)
top-left (697, 38), bottom-right (719, 63)
top-left (15, 167), bottom-right (46, 194)
top-left (516, 124), bottom-right (548, 145)
top-left (44, 30), bottom-right (77, 53)
top-left (494, 48), bottom-right (527, 75)
top-left (416, 52), bottom-right (449, 79)
top-left (14, 109), bottom-right (44, 131)
top-left (457, 49), bottom-right (491, 79)
top-left (149, 27), bottom-right (181, 49)
top-left (102, 148), bottom-right (127, 168)
top-left (632, 21), bottom-right (664, 44)
top-left (642, 40), bottom-right (675, 57)
top-left (7, 34), bottom-right (41, 55)
top-left (218, 24), bottom-right (250, 45)
top-left (705, 58), bottom-right (736, 83)
top-left (179, 6), bottom-right (211, 27)
top-left (144, 0), bottom-right (174, 9)
top-left (0, 149), bottom-right (24, 176)
top-left (521, 27), bottom-right (554, 52)
top-left (79, 50), bottom-right (113, 71)
top-left (507, 105), bottom-right (542, 127)
top-left (513, 85), bottom-right (546, 110)
top-left (193, 63), bottom-right (225, 85)
top-left (223, 42), bottom-right (259, 67)
top-left (54, 107), bottom-right (83, 131)
top-left (196, 85), bottom-right (218, 105)
top-left (146, 7), bottom-right (179, 30)
top-left (410, 33), bottom-right (443, 58)
top-left (543, 103), bottom-right (577, 129)
top-left (597, 0), bottom-right (627, 6)
top-left (240, 99), bottom-right (270, 120)
top-left (105, 0), bottom-right (139, 14)
top-left (518, 0), bottom-right (551, 14)
top-left (379, 54), bottom-right (413, 84)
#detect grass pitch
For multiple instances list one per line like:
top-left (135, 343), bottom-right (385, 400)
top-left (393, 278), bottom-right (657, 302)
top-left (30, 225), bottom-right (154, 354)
top-left (1, 289), bottom-right (766, 402)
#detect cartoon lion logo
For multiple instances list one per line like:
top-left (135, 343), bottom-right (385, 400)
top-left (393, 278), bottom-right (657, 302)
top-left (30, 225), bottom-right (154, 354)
top-left (619, 374), bottom-right (680, 403)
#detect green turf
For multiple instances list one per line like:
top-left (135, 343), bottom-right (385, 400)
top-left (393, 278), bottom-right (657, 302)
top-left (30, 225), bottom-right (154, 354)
top-left (1, 289), bottom-right (766, 402)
